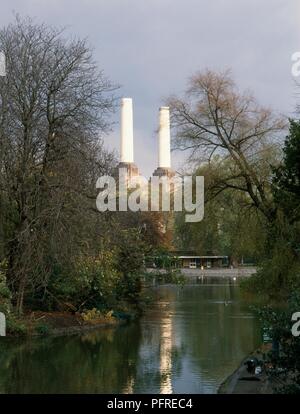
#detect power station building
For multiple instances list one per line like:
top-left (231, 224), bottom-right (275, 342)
top-left (116, 98), bottom-right (228, 269)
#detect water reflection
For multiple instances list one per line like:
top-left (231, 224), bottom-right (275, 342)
top-left (0, 281), bottom-right (261, 394)
top-left (160, 313), bottom-right (173, 393)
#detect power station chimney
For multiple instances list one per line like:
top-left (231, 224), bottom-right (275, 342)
top-left (158, 107), bottom-right (171, 169)
top-left (120, 98), bottom-right (134, 163)
top-left (118, 97), bottom-right (138, 178)
top-left (153, 106), bottom-right (174, 177)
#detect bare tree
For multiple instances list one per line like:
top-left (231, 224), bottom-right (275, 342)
top-left (0, 16), bottom-right (118, 313)
top-left (168, 69), bottom-right (286, 221)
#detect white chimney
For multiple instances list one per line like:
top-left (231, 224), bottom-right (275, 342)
top-left (158, 106), bottom-right (171, 169)
top-left (120, 98), bottom-right (134, 163)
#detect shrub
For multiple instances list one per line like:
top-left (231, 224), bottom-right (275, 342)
top-left (35, 323), bottom-right (50, 336)
top-left (81, 308), bottom-right (116, 323)
top-left (48, 251), bottom-right (121, 311)
top-left (6, 317), bottom-right (27, 336)
top-left (0, 260), bottom-right (12, 315)
top-left (254, 292), bottom-right (300, 393)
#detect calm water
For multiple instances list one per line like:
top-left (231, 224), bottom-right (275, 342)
top-left (0, 280), bottom-right (261, 394)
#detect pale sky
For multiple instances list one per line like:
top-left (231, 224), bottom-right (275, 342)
top-left (0, 0), bottom-right (299, 176)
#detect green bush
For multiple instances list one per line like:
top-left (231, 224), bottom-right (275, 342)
top-left (0, 260), bottom-right (12, 315)
top-left (6, 317), bottom-right (27, 336)
top-left (254, 292), bottom-right (300, 393)
top-left (35, 323), bottom-right (50, 336)
top-left (48, 250), bottom-right (121, 311)
top-left (242, 256), bottom-right (300, 302)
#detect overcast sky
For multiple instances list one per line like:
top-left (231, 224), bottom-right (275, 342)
top-left (0, 0), bottom-right (299, 176)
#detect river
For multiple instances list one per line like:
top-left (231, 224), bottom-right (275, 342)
top-left (0, 279), bottom-right (261, 394)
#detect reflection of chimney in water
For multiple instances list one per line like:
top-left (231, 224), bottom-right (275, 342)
top-left (160, 313), bottom-right (173, 394)
top-left (122, 376), bottom-right (135, 394)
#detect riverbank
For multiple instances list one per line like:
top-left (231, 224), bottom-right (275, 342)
top-left (5, 310), bottom-right (132, 337)
top-left (3, 287), bottom-right (154, 337)
top-left (218, 346), bottom-right (274, 394)
top-left (146, 267), bottom-right (257, 279)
